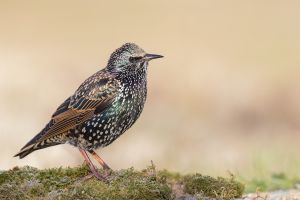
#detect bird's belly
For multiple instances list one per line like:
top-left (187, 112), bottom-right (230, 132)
top-left (68, 96), bottom-right (146, 150)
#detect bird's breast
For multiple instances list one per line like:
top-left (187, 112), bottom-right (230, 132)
top-left (111, 75), bottom-right (147, 129)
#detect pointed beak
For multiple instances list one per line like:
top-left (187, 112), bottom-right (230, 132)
top-left (144, 54), bottom-right (164, 61)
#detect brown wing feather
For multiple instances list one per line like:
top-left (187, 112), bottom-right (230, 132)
top-left (37, 71), bottom-right (119, 142)
top-left (51, 97), bottom-right (71, 118)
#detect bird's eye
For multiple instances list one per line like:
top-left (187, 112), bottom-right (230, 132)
top-left (129, 56), bottom-right (143, 63)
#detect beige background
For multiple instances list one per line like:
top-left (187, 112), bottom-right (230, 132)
top-left (1, 1), bottom-right (300, 178)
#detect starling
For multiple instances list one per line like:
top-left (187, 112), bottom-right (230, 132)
top-left (14, 43), bottom-right (163, 180)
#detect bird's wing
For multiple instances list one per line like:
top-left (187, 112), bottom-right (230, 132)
top-left (37, 71), bottom-right (119, 142)
top-left (51, 96), bottom-right (71, 118)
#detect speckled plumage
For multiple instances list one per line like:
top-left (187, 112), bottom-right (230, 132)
top-left (15, 43), bottom-right (163, 161)
top-left (68, 59), bottom-right (148, 150)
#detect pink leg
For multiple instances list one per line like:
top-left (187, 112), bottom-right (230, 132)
top-left (89, 150), bottom-right (111, 170)
top-left (78, 149), bottom-right (106, 181)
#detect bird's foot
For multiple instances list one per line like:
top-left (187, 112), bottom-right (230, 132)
top-left (103, 164), bottom-right (111, 170)
top-left (81, 161), bottom-right (112, 181)
top-left (102, 163), bottom-right (112, 177)
top-left (92, 171), bottom-right (108, 182)
top-left (82, 170), bottom-right (108, 182)
top-left (80, 173), bottom-right (94, 182)
top-left (103, 168), bottom-right (113, 178)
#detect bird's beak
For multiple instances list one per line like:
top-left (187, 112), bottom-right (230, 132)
top-left (144, 54), bottom-right (164, 61)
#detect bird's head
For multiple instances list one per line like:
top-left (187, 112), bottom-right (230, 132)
top-left (106, 43), bottom-right (163, 74)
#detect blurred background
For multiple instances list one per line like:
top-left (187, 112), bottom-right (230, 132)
top-left (1, 0), bottom-right (300, 181)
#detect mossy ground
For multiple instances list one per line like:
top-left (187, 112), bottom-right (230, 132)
top-left (0, 164), bottom-right (244, 200)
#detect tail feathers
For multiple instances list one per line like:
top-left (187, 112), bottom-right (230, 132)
top-left (14, 140), bottom-right (62, 159)
top-left (14, 144), bottom-right (37, 159)
top-left (14, 120), bottom-right (67, 159)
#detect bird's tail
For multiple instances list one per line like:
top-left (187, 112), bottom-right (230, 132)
top-left (14, 123), bottom-right (65, 159)
top-left (14, 143), bottom-right (40, 159)
top-left (14, 139), bottom-right (61, 159)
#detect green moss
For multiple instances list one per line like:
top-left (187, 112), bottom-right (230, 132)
top-left (0, 165), bottom-right (90, 200)
top-left (60, 168), bottom-right (171, 200)
top-left (0, 165), bottom-right (245, 200)
top-left (0, 166), bottom-right (171, 200)
top-left (183, 174), bottom-right (245, 200)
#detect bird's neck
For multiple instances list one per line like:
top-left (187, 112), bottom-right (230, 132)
top-left (117, 66), bottom-right (148, 86)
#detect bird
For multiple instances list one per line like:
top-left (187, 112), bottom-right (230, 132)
top-left (14, 43), bottom-right (163, 180)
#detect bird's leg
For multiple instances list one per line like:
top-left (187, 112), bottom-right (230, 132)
top-left (88, 150), bottom-right (112, 177)
top-left (78, 149), bottom-right (106, 181)
top-left (88, 150), bottom-right (111, 170)
top-left (81, 158), bottom-right (89, 166)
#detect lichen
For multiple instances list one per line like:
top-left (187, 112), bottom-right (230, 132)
top-left (0, 165), bottom-right (244, 200)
